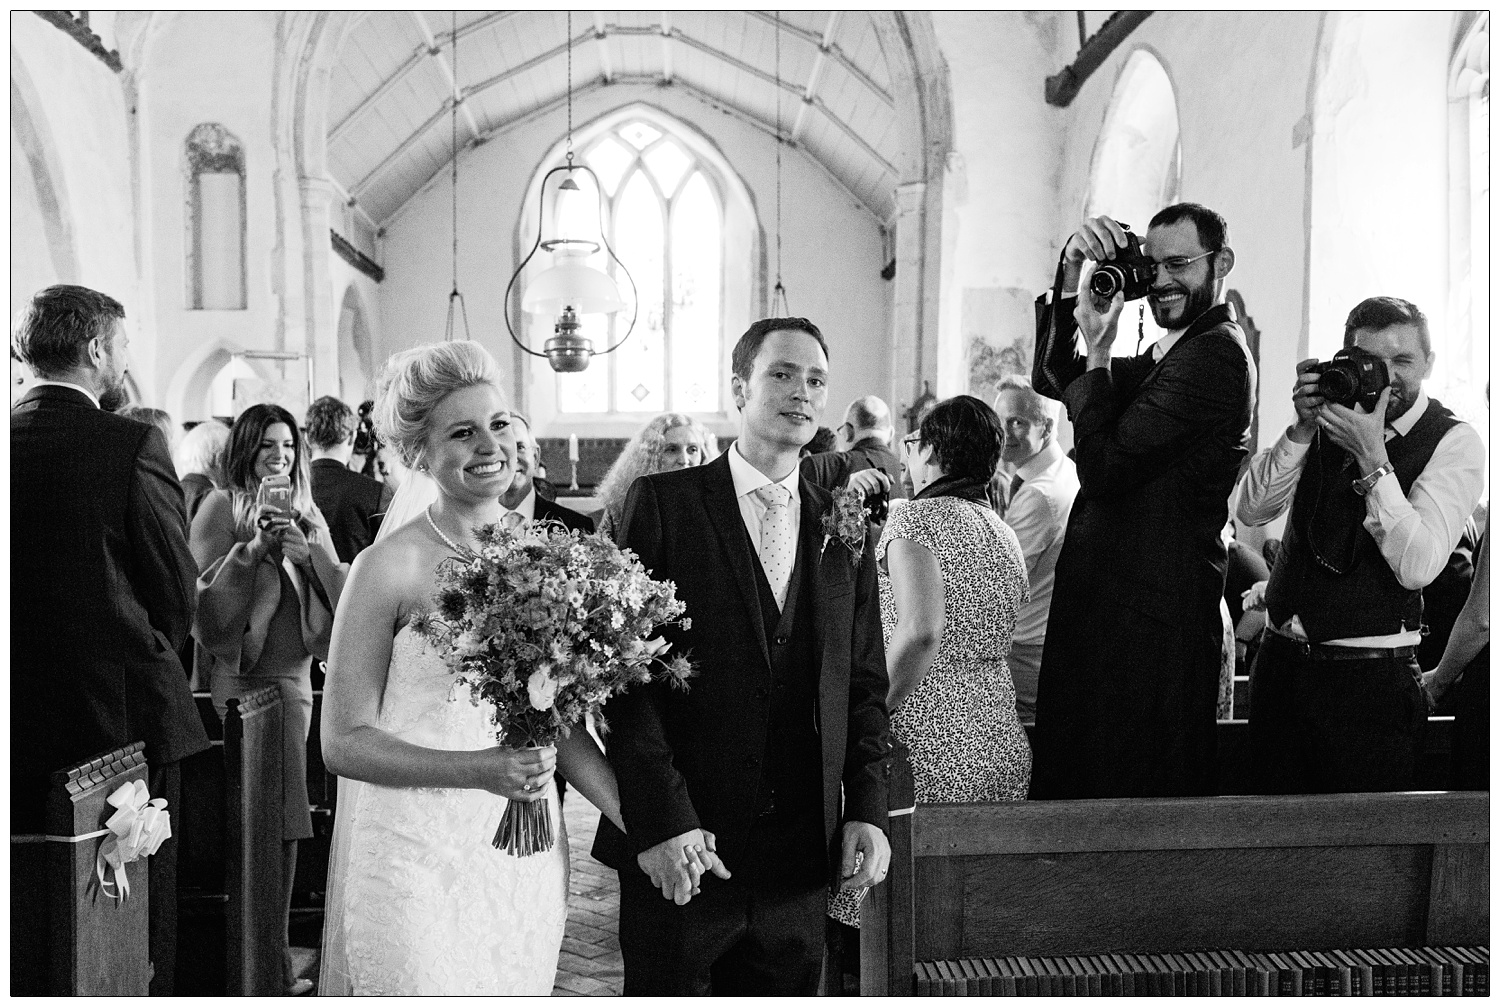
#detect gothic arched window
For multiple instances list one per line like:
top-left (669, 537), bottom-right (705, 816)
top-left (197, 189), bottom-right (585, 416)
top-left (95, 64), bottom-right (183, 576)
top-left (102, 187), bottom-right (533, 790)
top-left (1085, 50), bottom-right (1181, 354)
top-left (547, 119), bottom-right (726, 415)
top-left (185, 123), bottom-right (246, 310)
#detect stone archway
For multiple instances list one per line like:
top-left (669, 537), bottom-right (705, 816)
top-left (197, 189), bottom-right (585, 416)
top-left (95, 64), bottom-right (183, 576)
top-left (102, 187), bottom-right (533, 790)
top-left (10, 45), bottom-right (80, 311)
top-left (336, 283), bottom-right (375, 405)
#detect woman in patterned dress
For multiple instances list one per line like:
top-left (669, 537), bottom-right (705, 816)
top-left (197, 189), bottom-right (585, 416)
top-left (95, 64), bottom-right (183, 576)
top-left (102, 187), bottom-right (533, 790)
top-left (880, 394), bottom-right (1032, 802)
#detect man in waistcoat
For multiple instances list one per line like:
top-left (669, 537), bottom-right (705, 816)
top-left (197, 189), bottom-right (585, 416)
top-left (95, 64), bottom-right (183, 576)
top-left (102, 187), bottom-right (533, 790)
top-left (593, 317), bottom-right (891, 995)
top-left (1237, 296), bottom-right (1485, 794)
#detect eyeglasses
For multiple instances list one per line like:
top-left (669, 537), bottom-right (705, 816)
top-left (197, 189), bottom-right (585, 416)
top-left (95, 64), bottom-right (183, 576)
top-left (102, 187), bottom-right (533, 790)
top-left (902, 433), bottom-right (922, 452)
top-left (1153, 251), bottom-right (1215, 275)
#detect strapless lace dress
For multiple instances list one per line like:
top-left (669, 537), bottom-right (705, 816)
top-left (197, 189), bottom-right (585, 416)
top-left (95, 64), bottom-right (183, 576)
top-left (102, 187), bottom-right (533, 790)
top-left (340, 627), bottom-right (568, 995)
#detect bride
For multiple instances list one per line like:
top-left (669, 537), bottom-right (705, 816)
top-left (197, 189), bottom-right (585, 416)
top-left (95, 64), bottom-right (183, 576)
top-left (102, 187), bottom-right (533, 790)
top-left (318, 342), bottom-right (629, 995)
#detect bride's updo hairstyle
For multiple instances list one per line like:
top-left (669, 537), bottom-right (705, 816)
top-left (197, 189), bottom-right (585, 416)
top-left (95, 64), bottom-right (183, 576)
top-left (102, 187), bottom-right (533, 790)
top-left (373, 341), bottom-right (504, 469)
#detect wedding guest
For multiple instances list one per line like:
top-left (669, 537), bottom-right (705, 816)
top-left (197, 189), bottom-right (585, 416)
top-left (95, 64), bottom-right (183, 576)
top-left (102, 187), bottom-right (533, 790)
top-left (991, 377), bottom-right (1078, 723)
top-left (12, 284), bottom-right (209, 994)
top-left (595, 412), bottom-right (715, 540)
top-left (305, 395), bottom-right (394, 562)
top-left (117, 404), bottom-right (176, 452)
top-left (174, 419), bottom-right (231, 525)
top-left (502, 411), bottom-right (593, 533)
top-left (882, 394), bottom-right (1032, 802)
top-left (1422, 528), bottom-right (1488, 789)
top-left (190, 402), bottom-right (345, 995)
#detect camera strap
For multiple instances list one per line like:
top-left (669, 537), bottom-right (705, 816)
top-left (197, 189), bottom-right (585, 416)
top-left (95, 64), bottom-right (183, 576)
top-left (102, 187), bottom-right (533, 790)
top-left (1302, 432), bottom-right (1363, 575)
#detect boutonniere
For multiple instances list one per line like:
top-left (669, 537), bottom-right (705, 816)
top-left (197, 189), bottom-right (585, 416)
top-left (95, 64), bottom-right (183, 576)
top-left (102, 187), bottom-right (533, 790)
top-left (821, 486), bottom-right (870, 561)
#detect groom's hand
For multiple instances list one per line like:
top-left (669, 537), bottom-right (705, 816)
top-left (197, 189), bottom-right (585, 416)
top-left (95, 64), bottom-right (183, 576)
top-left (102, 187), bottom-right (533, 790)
top-left (637, 828), bottom-right (732, 906)
top-left (839, 821), bottom-right (891, 890)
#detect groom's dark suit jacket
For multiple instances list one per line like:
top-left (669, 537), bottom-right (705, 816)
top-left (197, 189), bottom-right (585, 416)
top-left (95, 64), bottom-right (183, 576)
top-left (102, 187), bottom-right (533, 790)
top-left (11, 385), bottom-right (211, 829)
top-left (592, 453), bottom-right (890, 882)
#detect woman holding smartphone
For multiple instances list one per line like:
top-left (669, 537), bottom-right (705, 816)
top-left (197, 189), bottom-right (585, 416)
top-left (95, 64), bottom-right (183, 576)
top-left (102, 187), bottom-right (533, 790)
top-left (190, 402), bottom-right (345, 995)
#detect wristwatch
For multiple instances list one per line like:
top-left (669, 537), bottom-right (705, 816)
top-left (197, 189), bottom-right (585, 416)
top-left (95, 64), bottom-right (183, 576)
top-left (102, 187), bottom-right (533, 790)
top-left (1351, 461), bottom-right (1395, 497)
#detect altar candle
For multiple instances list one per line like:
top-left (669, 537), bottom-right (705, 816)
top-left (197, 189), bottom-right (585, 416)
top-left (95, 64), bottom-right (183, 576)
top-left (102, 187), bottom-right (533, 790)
top-left (567, 433), bottom-right (580, 462)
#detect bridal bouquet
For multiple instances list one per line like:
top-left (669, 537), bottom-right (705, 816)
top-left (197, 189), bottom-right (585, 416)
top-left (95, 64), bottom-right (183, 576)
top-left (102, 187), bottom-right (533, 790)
top-left (412, 521), bottom-right (694, 855)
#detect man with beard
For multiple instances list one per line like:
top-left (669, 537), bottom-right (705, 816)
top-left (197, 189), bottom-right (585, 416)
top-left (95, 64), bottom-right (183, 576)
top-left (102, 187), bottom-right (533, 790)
top-left (1028, 204), bottom-right (1256, 798)
top-left (11, 284), bottom-right (210, 993)
top-left (1237, 296), bottom-right (1484, 793)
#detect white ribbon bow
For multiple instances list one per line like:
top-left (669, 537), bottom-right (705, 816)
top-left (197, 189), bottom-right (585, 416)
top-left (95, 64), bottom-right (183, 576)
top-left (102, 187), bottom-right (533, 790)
top-left (95, 780), bottom-right (171, 901)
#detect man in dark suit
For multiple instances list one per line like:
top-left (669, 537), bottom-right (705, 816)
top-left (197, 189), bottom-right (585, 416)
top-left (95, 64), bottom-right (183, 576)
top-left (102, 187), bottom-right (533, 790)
top-left (305, 395), bottom-right (393, 562)
top-left (800, 394), bottom-right (902, 495)
top-left (502, 411), bottom-right (593, 533)
top-left (1028, 204), bottom-right (1256, 799)
top-left (11, 284), bottom-right (212, 994)
top-left (593, 318), bottom-right (892, 995)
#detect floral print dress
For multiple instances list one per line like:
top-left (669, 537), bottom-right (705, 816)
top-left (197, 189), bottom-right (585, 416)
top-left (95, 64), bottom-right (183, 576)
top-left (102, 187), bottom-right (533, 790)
top-left (878, 497), bottom-right (1032, 803)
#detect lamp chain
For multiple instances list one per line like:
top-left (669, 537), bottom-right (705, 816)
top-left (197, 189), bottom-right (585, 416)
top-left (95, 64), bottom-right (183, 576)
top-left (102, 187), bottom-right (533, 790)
top-left (566, 11), bottom-right (573, 164)
top-left (773, 11), bottom-right (787, 316)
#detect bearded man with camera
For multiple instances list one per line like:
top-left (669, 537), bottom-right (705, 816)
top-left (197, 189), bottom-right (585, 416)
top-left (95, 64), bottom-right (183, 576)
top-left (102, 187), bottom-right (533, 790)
top-left (1236, 296), bottom-right (1485, 794)
top-left (1027, 203), bottom-right (1256, 799)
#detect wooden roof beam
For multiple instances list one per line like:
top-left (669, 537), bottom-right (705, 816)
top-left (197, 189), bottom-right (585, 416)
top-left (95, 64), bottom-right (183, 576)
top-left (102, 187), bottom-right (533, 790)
top-left (743, 9), bottom-right (893, 108)
top-left (410, 12), bottom-right (481, 142)
top-left (1045, 10), bottom-right (1153, 107)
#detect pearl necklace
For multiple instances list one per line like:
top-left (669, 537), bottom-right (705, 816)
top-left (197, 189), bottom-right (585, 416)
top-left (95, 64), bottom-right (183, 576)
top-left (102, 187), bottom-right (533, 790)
top-left (424, 506), bottom-right (465, 554)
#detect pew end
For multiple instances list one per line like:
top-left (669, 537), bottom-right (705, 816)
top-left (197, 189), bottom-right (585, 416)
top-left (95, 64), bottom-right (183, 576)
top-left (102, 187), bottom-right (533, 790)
top-left (862, 744), bottom-right (1489, 995)
top-left (12, 743), bottom-right (152, 995)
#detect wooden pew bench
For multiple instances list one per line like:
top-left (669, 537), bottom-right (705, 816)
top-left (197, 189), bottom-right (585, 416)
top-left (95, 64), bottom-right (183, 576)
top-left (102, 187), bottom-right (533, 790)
top-left (862, 746), bottom-right (1489, 995)
top-left (11, 743), bottom-right (153, 995)
top-left (177, 685), bottom-right (285, 995)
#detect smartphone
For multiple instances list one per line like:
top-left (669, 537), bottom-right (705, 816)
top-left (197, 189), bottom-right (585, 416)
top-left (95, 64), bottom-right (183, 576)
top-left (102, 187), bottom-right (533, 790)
top-left (256, 474), bottom-right (292, 516)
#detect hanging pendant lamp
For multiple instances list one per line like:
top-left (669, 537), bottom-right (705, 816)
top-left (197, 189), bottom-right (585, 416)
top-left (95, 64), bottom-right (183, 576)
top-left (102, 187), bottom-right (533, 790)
top-left (771, 10), bottom-right (789, 316)
top-left (504, 11), bottom-right (636, 373)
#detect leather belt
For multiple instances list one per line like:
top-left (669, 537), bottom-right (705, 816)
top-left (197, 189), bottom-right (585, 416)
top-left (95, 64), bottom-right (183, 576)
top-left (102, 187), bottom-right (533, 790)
top-left (1264, 629), bottom-right (1418, 662)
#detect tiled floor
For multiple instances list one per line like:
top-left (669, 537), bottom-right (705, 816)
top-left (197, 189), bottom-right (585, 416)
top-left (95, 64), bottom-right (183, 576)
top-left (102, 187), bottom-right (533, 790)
top-left (553, 792), bottom-right (624, 996)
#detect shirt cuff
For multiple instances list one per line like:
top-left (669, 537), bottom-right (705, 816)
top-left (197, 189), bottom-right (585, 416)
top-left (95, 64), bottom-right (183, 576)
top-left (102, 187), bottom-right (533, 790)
top-left (1361, 466), bottom-right (1405, 527)
top-left (1272, 430), bottom-right (1312, 465)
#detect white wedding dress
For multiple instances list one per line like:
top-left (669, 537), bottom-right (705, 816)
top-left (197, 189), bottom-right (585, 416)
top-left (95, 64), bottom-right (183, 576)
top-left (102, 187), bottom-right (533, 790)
top-left (329, 627), bottom-right (568, 995)
top-left (320, 472), bottom-right (568, 996)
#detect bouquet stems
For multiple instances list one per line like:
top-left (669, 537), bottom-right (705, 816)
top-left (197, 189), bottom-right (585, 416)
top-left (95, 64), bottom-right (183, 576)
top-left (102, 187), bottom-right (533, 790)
top-left (494, 738), bottom-right (555, 856)
top-left (493, 792), bottom-right (554, 856)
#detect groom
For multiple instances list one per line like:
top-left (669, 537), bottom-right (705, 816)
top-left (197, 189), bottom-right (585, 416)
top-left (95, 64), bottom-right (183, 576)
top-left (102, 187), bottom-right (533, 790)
top-left (593, 318), bottom-right (892, 995)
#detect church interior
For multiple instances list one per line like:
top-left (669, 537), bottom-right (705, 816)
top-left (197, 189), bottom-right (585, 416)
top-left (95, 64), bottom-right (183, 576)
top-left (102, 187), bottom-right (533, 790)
top-left (10, 9), bottom-right (1490, 997)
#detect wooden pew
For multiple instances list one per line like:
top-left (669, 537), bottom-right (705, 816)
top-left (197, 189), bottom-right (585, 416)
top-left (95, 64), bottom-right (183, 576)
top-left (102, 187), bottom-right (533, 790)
top-left (177, 685), bottom-right (284, 996)
top-left (862, 744), bottom-right (1489, 995)
top-left (11, 742), bottom-right (152, 995)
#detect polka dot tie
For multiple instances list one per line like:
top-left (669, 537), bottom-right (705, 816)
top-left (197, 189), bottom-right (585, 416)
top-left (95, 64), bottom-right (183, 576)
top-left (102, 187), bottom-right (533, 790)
top-left (502, 510), bottom-right (526, 532)
top-left (753, 484), bottom-right (794, 611)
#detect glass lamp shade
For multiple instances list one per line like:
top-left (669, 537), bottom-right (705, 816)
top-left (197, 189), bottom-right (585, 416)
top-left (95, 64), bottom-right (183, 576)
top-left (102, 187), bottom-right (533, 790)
top-left (521, 243), bottom-right (625, 316)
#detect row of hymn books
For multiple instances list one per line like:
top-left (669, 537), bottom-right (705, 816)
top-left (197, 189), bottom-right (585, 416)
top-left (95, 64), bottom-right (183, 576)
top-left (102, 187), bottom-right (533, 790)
top-left (914, 946), bottom-right (1489, 996)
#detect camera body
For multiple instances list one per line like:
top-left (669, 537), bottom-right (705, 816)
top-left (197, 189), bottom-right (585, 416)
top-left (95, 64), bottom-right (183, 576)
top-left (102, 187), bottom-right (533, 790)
top-left (1088, 224), bottom-right (1156, 302)
top-left (1309, 346), bottom-right (1389, 411)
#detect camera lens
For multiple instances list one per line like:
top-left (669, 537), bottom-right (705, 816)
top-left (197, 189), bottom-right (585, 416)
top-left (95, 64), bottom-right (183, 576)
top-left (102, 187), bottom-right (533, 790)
top-left (1089, 266), bottom-right (1124, 299)
top-left (1318, 364), bottom-right (1356, 405)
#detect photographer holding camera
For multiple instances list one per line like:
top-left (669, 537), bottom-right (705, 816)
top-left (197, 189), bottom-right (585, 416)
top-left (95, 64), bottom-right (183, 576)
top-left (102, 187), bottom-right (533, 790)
top-left (1237, 296), bottom-right (1484, 794)
top-left (1028, 203), bottom-right (1255, 800)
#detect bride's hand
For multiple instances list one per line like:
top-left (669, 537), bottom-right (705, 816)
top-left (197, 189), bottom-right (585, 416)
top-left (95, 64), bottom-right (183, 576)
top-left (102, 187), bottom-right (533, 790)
top-left (476, 744), bottom-right (556, 802)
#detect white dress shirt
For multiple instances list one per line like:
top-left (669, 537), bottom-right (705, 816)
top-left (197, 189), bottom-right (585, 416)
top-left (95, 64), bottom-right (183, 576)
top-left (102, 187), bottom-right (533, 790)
top-left (30, 379), bottom-right (100, 408)
top-left (1236, 391), bottom-right (1487, 646)
top-left (503, 484), bottom-right (537, 522)
top-left (1003, 441), bottom-right (1081, 646)
top-left (727, 443), bottom-right (801, 605)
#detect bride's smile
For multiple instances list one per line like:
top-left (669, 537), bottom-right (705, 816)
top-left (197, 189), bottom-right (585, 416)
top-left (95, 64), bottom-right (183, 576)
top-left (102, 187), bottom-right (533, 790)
top-left (422, 384), bottom-right (517, 506)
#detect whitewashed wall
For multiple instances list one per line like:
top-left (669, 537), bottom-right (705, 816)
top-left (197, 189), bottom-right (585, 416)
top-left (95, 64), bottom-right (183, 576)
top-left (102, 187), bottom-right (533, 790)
top-left (376, 84), bottom-right (891, 441)
top-left (11, 14), bottom-right (143, 393)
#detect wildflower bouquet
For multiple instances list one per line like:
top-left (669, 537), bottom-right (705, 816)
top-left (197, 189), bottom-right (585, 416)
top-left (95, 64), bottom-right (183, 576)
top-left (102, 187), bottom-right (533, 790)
top-left (412, 521), bottom-right (694, 855)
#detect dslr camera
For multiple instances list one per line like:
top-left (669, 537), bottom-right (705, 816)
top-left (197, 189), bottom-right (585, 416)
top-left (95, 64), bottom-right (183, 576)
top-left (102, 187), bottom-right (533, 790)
top-left (1088, 223), bottom-right (1156, 302)
top-left (1308, 346), bottom-right (1389, 411)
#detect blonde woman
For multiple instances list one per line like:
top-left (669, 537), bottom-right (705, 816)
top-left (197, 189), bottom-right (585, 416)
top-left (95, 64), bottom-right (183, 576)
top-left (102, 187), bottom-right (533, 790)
top-left (595, 412), bottom-right (716, 540)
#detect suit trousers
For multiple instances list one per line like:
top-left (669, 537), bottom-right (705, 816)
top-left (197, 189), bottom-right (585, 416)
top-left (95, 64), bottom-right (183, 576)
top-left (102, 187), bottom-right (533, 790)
top-left (617, 870), bottom-right (825, 995)
top-left (148, 761), bottom-right (180, 996)
top-left (1248, 633), bottom-right (1426, 794)
top-left (1007, 642), bottom-right (1043, 724)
